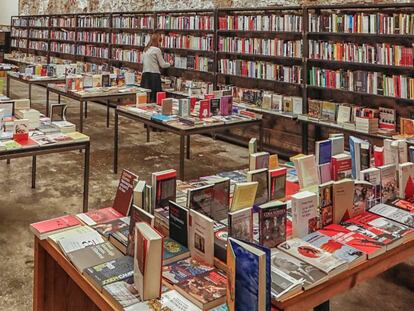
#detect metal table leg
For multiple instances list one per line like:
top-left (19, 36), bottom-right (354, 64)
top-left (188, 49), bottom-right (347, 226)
top-left (85, 101), bottom-right (88, 119)
top-left (29, 84), bottom-right (32, 106)
top-left (46, 89), bottom-right (50, 117)
top-left (6, 75), bottom-right (10, 97)
top-left (79, 100), bottom-right (84, 133)
top-left (147, 125), bottom-right (150, 142)
top-left (83, 142), bottom-right (90, 212)
top-left (179, 135), bottom-right (185, 180)
top-left (58, 94), bottom-right (61, 104)
top-left (114, 111), bottom-right (119, 174)
top-left (106, 100), bottom-right (110, 127)
top-left (186, 135), bottom-right (190, 160)
top-left (32, 156), bottom-right (37, 189)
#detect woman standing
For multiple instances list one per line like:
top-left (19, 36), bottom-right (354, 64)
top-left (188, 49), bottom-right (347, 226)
top-left (140, 33), bottom-right (171, 102)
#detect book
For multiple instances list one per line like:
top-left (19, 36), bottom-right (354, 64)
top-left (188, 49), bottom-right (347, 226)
top-left (352, 180), bottom-right (373, 218)
top-left (187, 184), bottom-right (214, 217)
top-left (30, 215), bottom-right (80, 240)
top-left (109, 227), bottom-right (129, 254)
top-left (67, 241), bottom-right (123, 272)
top-left (162, 257), bottom-right (214, 284)
top-left (228, 238), bottom-right (271, 311)
top-left (133, 180), bottom-right (146, 210)
top-left (270, 249), bottom-right (327, 290)
top-left (278, 238), bottom-right (348, 276)
top-left (189, 209), bottom-right (214, 266)
top-left (293, 155), bottom-right (319, 189)
top-left (360, 168), bottom-right (382, 208)
top-left (211, 178), bottom-right (231, 221)
top-left (319, 224), bottom-right (386, 259)
top-left (112, 169), bottom-right (138, 216)
top-left (379, 164), bottom-right (398, 203)
top-left (329, 135), bottom-right (344, 156)
top-left (230, 182), bottom-right (258, 212)
top-left (134, 222), bottom-right (163, 300)
top-left (169, 201), bottom-right (189, 248)
top-left (84, 256), bottom-right (134, 291)
top-left (318, 182), bottom-right (334, 228)
top-left (318, 162), bottom-right (332, 184)
top-left (156, 91), bottom-right (166, 105)
top-left (291, 191), bottom-right (318, 238)
top-left (333, 179), bottom-right (354, 224)
top-left (163, 237), bottom-right (190, 266)
top-left (228, 207), bottom-right (253, 242)
top-left (269, 168), bottom-right (287, 201)
top-left (270, 266), bottom-right (303, 301)
top-left (249, 152), bottom-right (269, 171)
top-left (199, 99), bottom-right (211, 119)
top-left (152, 169), bottom-right (177, 211)
top-left (47, 226), bottom-right (96, 247)
top-left (219, 95), bottom-right (233, 116)
top-left (175, 269), bottom-right (227, 310)
top-left (126, 204), bottom-right (155, 256)
top-left (331, 153), bottom-right (352, 181)
top-left (258, 201), bottom-right (287, 248)
top-left (102, 277), bottom-right (140, 310)
top-left (92, 217), bottom-right (129, 238)
top-left (249, 138), bottom-right (257, 154)
top-left (247, 168), bottom-right (269, 205)
top-left (214, 222), bottom-right (228, 262)
top-left (303, 231), bottom-right (366, 268)
top-left (210, 98), bottom-right (221, 116)
top-left (315, 140), bottom-right (332, 165)
top-left (349, 136), bottom-right (368, 179)
top-left (57, 227), bottom-right (106, 256)
top-left (369, 203), bottom-right (414, 228)
top-left (76, 207), bottom-right (123, 226)
top-left (13, 119), bottom-right (29, 141)
top-left (398, 162), bottom-right (414, 199)
top-left (269, 154), bottom-right (279, 170)
top-left (162, 98), bottom-right (173, 115)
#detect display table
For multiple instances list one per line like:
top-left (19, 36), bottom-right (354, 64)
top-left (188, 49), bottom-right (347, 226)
top-left (0, 139), bottom-right (90, 212)
top-left (114, 106), bottom-right (263, 180)
top-left (47, 84), bottom-right (151, 133)
top-left (32, 236), bottom-right (414, 311)
top-left (6, 71), bottom-right (66, 105)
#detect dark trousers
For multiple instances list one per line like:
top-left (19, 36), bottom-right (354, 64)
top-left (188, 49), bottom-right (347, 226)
top-left (140, 72), bottom-right (162, 103)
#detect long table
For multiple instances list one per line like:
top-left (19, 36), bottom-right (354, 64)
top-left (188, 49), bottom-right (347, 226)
top-left (47, 84), bottom-right (151, 133)
top-left (32, 235), bottom-right (414, 311)
top-left (114, 106), bottom-right (264, 180)
top-left (0, 139), bottom-right (90, 212)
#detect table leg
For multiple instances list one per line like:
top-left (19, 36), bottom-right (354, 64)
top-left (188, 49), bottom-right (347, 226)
top-left (33, 237), bottom-right (46, 311)
top-left (114, 111), bottom-right (119, 174)
top-left (58, 94), bottom-right (61, 104)
top-left (186, 135), bottom-right (190, 160)
top-left (83, 142), bottom-right (90, 212)
top-left (46, 89), bottom-right (50, 117)
top-left (314, 301), bottom-right (330, 311)
top-left (147, 125), bottom-right (150, 142)
top-left (79, 100), bottom-right (84, 133)
top-left (106, 100), bottom-right (110, 128)
top-left (32, 156), bottom-right (37, 189)
top-left (179, 135), bottom-right (185, 180)
top-left (7, 158), bottom-right (10, 164)
top-left (259, 121), bottom-right (264, 151)
top-left (6, 75), bottom-right (10, 97)
top-left (85, 101), bottom-right (88, 119)
top-left (29, 84), bottom-right (32, 106)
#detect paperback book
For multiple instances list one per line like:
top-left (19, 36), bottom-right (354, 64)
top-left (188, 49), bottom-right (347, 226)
top-left (258, 201), bottom-right (287, 248)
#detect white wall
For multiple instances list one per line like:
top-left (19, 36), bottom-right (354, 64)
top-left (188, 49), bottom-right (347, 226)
top-left (0, 0), bottom-right (19, 25)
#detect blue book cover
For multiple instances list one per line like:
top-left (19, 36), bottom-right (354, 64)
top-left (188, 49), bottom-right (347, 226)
top-left (162, 257), bottom-right (214, 284)
top-left (151, 113), bottom-right (173, 122)
top-left (303, 231), bottom-right (364, 265)
top-left (349, 136), bottom-right (363, 179)
top-left (318, 140), bottom-right (332, 165)
top-left (163, 237), bottom-right (189, 261)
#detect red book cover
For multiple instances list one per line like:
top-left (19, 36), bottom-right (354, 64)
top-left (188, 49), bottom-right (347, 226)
top-left (30, 215), bottom-right (80, 238)
top-left (374, 148), bottom-right (384, 167)
top-left (156, 92), bottom-right (166, 106)
top-left (112, 169), bottom-right (138, 216)
top-left (78, 207), bottom-right (123, 225)
top-left (204, 94), bottom-right (215, 100)
top-left (199, 99), bottom-right (210, 119)
top-left (319, 224), bottom-right (384, 258)
top-left (189, 97), bottom-right (197, 112)
top-left (331, 157), bottom-right (352, 181)
top-left (19, 137), bottom-right (38, 148)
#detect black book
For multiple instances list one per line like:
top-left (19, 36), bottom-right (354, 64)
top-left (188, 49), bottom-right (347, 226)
top-left (84, 256), bottom-right (134, 291)
top-left (169, 201), bottom-right (189, 247)
top-left (187, 184), bottom-right (215, 217)
top-left (102, 74), bottom-right (110, 87)
top-left (211, 178), bottom-right (231, 222)
top-left (210, 98), bottom-right (221, 116)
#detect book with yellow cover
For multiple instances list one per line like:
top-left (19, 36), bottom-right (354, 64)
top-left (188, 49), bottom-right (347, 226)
top-left (230, 182), bottom-right (258, 212)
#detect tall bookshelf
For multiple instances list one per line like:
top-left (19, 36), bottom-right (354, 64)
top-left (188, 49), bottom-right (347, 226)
top-left (9, 4), bottom-right (414, 157)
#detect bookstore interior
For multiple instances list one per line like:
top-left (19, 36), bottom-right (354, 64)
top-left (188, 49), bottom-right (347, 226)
top-left (2, 1), bottom-right (414, 311)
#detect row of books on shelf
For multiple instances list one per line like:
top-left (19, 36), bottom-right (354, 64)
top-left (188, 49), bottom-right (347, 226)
top-left (50, 31), bottom-right (76, 41)
top-left (28, 29), bottom-right (49, 40)
top-left (113, 15), bottom-right (154, 29)
top-left (29, 41), bottom-right (48, 51)
top-left (218, 14), bottom-right (302, 32)
top-left (28, 17), bottom-right (49, 27)
top-left (218, 37), bottom-right (302, 58)
top-left (11, 29), bottom-right (27, 38)
top-left (160, 34), bottom-right (214, 51)
top-left (77, 45), bottom-right (109, 59)
top-left (78, 16), bottom-right (110, 28)
top-left (77, 31), bottom-right (110, 44)
top-left (51, 17), bottom-right (76, 28)
top-left (219, 60), bottom-right (302, 83)
top-left (164, 54), bottom-right (213, 73)
top-left (112, 48), bottom-right (143, 63)
top-left (309, 67), bottom-right (414, 99)
top-left (157, 14), bottom-right (214, 31)
top-left (0, 100), bottom-right (88, 150)
top-left (11, 18), bottom-right (27, 27)
top-left (11, 39), bottom-right (27, 49)
top-left (50, 42), bottom-right (76, 54)
top-left (309, 41), bottom-right (414, 67)
top-left (112, 33), bottom-right (150, 47)
top-left (308, 12), bottom-right (414, 34)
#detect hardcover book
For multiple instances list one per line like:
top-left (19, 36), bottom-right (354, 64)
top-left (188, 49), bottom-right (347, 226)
top-left (258, 201), bottom-right (287, 248)
top-left (84, 256), bottom-right (134, 291)
top-left (76, 207), bottom-right (123, 226)
top-left (277, 238), bottom-right (348, 276)
top-left (318, 182), bottom-right (334, 228)
top-left (162, 257), bottom-right (214, 284)
top-left (269, 168), bottom-right (287, 201)
top-left (30, 215), bottom-right (80, 240)
top-left (230, 182), bottom-right (258, 212)
top-left (189, 209), bottom-right (214, 266)
top-left (247, 168), bottom-right (269, 205)
top-left (291, 191), bottom-right (318, 238)
top-left (228, 207), bottom-right (253, 242)
top-left (187, 184), bottom-right (215, 217)
top-left (369, 203), bottom-right (414, 228)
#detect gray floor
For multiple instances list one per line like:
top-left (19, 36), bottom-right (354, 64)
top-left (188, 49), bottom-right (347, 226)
top-left (0, 80), bottom-right (413, 310)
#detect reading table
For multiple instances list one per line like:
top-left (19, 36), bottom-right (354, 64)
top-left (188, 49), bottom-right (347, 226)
top-left (114, 106), bottom-right (264, 180)
top-left (0, 139), bottom-right (90, 212)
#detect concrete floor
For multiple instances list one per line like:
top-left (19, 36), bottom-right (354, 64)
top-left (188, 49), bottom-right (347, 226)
top-left (0, 80), bottom-right (413, 310)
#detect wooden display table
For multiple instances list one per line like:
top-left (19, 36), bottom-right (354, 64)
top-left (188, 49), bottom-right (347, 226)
top-left (47, 84), bottom-right (151, 133)
top-left (1, 139), bottom-right (90, 212)
top-left (114, 106), bottom-right (264, 180)
top-left (33, 236), bottom-right (414, 311)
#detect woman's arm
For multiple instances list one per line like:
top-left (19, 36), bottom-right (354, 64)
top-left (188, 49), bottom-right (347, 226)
top-left (155, 48), bottom-right (171, 69)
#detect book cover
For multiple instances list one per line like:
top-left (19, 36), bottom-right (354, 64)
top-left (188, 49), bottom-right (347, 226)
top-left (211, 178), bottom-right (231, 221)
top-left (126, 205), bottom-right (155, 256)
top-left (92, 217), bottom-right (129, 238)
top-left (291, 191), bottom-right (318, 238)
top-left (84, 256), bottom-right (134, 291)
top-left (163, 237), bottom-right (190, 265)
top-left (269, 154), bottom-right (279, 170)
top-left (331, 153), bottom-right (352, 181)
top-left (162, 257), bottom-right (214, 284)
top-left (315, 140), bottom-right (332, 165)
top-left (112, 169), bottom-right (138, 216)
top-left (30, 215), bottom-right (80, 240)
top-left (318, 182), bottom-right (334, 228)
top-left (187, 184), bottom-right (214, 217)
top-left (214, 222), bottom-right (228, 262)
top-left (352, 181), bottom-right (374, 218)
top-left (230, 182), bottom-right (258, 212)
top-left (277, 238), bottom-right (348, 275)
top-left (379, 164), bottom-right (398, 203)
top-left (199, 99), bottom-right (211, 119)
top-left (329, 136), bottom-right (344, 156)
top-left (270, 267), bottom-right (302, 301)
top-left (76, 207), bottom-right (123, 226)
top-left (249, 152), bottom-right (270, 171)
top-left (152, 169), bottom-right (177, 211)
top-left (369, 203), bottom-right (414, 228)
top-left (219, 95), bottom-right (233, 116)
top-left (210, 98), bottom-right (221, 116)
top-left (228, 207), bottom-right (253, 242)
top-left (398, 162), bottom-right (414, 199)
top-left (293, 155), bottom-right (319, 189)
top-left (13, 119), bottom-right (29, 141)
top-left (156, 91), bottom-right (166, 105)
top-left (269, 168), bottom-right (287, 201)
top-left (169, 201), bottom-right (189, 247)
top-left (189, 209), bottom-right (214, 266)
top-left (270, 249), bottom-right (327, 290)
top-left (259, 201), bottom-right (287, 248)
top-left (360, 168), bottom-right (381, 208)
top-left (57, 228), bottom-right (105, 255)
top-left (161, 98), bottom-right (173, 115)
top-left (333, 179), bottom-right (354, 224)
top-left (247, 168), bottom-right (269, 205)
top-left (249, 138), bottom-right (257, 155)
top-left (175, 269), bottom-right (227, 310)
top-left (227, 240), bottom-right (236, 311)
top-left (102, 277), bottom-right (140, 310)
top-left (349, 136), bottom-right (364, 179)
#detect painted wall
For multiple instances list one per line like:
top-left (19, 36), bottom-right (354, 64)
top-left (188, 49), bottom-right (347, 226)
top-left (0, 0), bottom-right (19, 24)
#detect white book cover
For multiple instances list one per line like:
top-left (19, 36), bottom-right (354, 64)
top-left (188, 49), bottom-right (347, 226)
top-left (398, 162), bottom-right (414, 199)
top-left (329, 136), bottom-right (344, 156)
top-left (57, 229), bottom-right (105, 255)
top-left (277, 238), bottom-right (348, 275)
top-left (370, 203), bottom-right (414, 228)
top-left (379, 164), bottom-right (398, 203)
top-left (189, 209), bottom-right (214, 266)
top-left (293, 155), bottom-right (320, 189)
top-left (291, 191), bottom-right (318, 238)
top-left (360, 167), bottom-right (381, 208)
